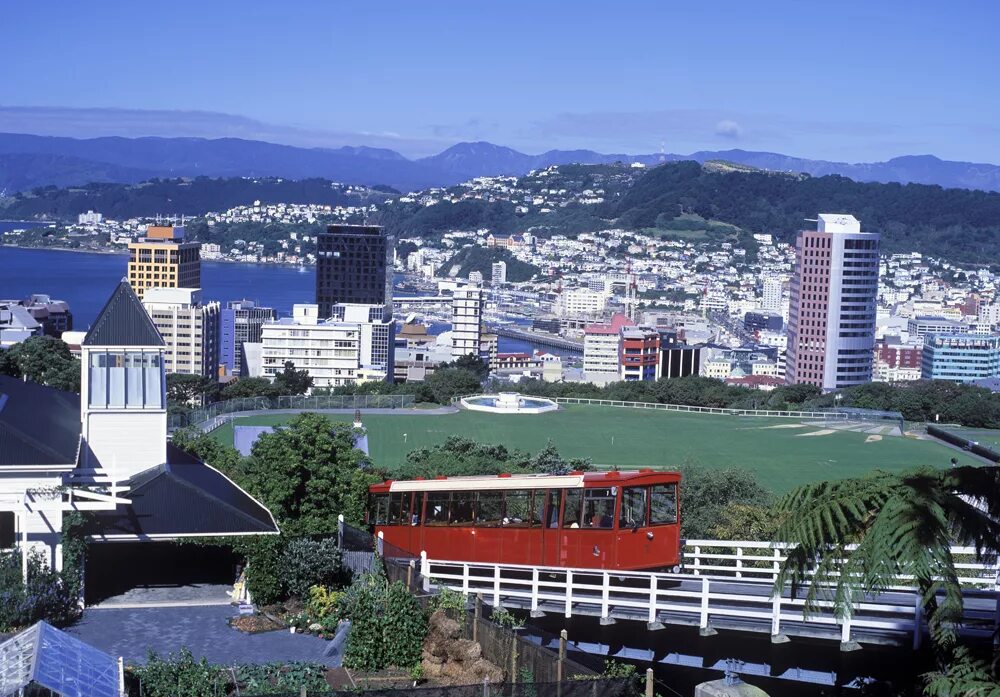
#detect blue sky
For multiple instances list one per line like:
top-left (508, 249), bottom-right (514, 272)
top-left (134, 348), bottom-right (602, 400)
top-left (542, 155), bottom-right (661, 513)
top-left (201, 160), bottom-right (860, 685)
top-left (2, 1), bottom-right (998, 161)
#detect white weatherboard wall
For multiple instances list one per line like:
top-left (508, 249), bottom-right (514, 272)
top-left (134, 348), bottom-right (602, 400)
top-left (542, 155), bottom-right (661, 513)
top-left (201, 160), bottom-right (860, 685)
top-left (0, 472), bottom-right (67, 570)
top-left (83, 412), bottom-right (167, 477)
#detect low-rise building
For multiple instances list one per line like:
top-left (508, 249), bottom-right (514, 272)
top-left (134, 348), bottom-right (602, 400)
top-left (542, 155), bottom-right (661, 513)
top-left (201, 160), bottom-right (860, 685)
top-left (921, 333), bottom-right (1000, 383)
top-left (583, 313), bottom-right (634, 384)
top-left (619, 325), bottom-right (661, 381)
top-left (0, 303), bottom-right (42, 348)
top-left (260, 304), bottom-right (393, 389)
top-left (555, 287), bottom-right (608, 318)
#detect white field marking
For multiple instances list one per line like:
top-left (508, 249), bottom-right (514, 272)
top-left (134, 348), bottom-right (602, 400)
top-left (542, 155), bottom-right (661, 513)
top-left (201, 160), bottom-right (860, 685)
top-left (796, 429), bottom-right (836, 437)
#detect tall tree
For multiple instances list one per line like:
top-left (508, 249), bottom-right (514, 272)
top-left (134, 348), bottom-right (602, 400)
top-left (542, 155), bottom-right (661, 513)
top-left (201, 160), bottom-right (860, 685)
top-left (0, 336), bottom-right (80, 393)
top-left (244, 413), bottom-right (379, 531)
top-left (272, 361), bottom-right (313, 395)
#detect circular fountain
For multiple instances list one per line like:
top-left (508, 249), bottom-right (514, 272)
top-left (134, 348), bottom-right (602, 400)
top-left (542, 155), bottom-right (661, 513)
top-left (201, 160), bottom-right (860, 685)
top-left (460, 392), bottom-right (559, 414)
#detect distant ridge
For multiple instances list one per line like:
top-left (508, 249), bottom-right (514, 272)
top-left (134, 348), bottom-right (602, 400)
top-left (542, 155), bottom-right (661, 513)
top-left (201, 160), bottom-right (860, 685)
top-left (1, 132), bottom-right (999, 194)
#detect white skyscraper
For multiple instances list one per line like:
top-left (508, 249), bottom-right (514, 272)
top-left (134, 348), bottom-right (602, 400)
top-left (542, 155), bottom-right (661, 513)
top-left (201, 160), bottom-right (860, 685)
top-left (451, 285), bottom-right (484, 360)
top-left (762, 277), bottom-right (783, 313)
top-left (491, 261), bottom-right (507, 286)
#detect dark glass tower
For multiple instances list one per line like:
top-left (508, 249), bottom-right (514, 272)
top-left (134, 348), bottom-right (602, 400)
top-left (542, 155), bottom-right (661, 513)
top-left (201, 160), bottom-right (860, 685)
top-left (315, 225), bottom-right (390, 318)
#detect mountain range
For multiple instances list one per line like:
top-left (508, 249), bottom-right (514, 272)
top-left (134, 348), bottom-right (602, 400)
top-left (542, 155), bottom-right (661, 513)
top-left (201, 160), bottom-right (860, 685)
top-left (1, 132), bottom-right (999, 194)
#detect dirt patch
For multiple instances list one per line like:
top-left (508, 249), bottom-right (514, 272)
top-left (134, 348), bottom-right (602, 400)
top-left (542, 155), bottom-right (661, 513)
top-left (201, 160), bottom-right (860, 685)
top-left (229, 614), bottom-right (286, 634)
top-left (865, 435), bottom-right (883, 443)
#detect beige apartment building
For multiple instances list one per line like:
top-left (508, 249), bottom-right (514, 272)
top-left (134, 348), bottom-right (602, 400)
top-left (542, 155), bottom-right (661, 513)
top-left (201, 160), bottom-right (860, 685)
top-left (142, 288), bottom-right (220, 379)
top-left (127, 225), bottom-right (202, 299)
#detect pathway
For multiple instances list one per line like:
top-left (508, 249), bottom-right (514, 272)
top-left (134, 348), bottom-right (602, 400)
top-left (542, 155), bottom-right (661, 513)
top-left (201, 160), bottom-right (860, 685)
top-left (66, 605), bottom-right (337, 666)
top-left (197, 405), bottom-right (459, 432)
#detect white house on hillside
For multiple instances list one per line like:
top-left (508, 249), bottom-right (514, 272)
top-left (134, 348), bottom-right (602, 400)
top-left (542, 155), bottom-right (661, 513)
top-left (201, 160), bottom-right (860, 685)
top-left (0, 280), bottom-right (278, 601)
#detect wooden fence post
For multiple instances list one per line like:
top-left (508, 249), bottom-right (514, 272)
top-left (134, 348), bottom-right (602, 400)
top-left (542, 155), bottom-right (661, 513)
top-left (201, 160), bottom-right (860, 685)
top-left (474, 592), bottom-right (482, 643)
top-left (557, 629), bottom-right (567, 683)
top-left (510, 630), bottom-right (518, 680)
top-left (645, 668), bottom-right (654, 697)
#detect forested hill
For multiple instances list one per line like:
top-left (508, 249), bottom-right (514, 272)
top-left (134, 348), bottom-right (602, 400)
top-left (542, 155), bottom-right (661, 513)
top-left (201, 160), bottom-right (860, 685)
top-left (0, 177), bottom-right (395, 220)
top-left (608, 162), bottom-right (1000, 263)
top-left (5, 163), bottom-right (1000, 265)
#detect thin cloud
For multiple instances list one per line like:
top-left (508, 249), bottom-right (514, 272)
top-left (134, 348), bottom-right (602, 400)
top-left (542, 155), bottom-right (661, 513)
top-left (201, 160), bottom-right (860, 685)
top-left (715, 120), bottom-right (742, 139)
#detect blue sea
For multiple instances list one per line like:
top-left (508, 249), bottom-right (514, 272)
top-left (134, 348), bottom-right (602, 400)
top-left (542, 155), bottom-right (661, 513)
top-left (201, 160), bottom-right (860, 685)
top-left (0, 244), bottom-right (563, 355)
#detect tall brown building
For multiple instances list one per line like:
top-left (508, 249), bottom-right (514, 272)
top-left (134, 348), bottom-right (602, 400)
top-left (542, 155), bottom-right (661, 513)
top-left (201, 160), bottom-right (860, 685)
top-left (786, 214), bottom-right (880, 391)
top-left (127, 225), bottom-right (201, 299)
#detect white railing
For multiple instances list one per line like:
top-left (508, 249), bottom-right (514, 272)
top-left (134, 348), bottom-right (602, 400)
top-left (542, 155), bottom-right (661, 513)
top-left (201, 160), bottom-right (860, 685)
top-left (683, 540), bottom-right (1000, 588)
top-left (419, 553), bottom-right (1000, 650)
top-left (554, 397), bottom-right (845, 420)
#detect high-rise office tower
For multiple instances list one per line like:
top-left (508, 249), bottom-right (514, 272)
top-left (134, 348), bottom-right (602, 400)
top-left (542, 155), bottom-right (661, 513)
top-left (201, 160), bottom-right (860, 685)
top-left (315, 225), bottom-right (390, 318)
top-left (220, 300), bottom-right (276, 376)
top-left (786, 214), bottom-right (880, 390)
top-left (127, 225), bottom-right (201, 300)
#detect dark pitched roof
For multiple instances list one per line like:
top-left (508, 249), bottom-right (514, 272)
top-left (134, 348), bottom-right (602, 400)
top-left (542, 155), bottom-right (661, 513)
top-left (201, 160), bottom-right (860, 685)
top-left (83, 281), bottom-right (164, 347)
top-left (87, 444), bottom-right (278, 538)
top-left (0, 375), bottom-right (80, 466)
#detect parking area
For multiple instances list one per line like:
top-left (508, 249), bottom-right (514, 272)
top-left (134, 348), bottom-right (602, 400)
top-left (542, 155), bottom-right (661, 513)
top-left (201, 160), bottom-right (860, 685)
top-left (66, 605), bottom-right (337, 666)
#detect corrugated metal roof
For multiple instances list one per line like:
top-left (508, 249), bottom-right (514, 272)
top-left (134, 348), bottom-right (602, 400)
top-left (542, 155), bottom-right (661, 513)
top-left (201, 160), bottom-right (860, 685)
top-left (0, 375), bottom-right (80, 466)
top-left (87, 445), bottom-right (278, 538)
top-left (82, 281), bottom-right (164, 347)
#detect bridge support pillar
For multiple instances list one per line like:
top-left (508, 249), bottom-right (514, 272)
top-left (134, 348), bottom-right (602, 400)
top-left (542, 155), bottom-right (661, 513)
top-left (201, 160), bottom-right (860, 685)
top-left (599, 616), bottom-right (616, 626)
top-left (769, 633), bottom-right (789, 644)
top-left (646, 621), bottom-right (665, 631)
top-left (699, 625), bottom-right (718, 637)
top-left (840, 640), bottom-right (862, 652)
top-left (530, 610), bottom-right (545, 618)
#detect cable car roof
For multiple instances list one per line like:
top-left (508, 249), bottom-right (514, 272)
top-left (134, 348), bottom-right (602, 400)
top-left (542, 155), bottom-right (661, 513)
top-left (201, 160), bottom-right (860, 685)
top-left (377, 469), bottom-right (679, 493)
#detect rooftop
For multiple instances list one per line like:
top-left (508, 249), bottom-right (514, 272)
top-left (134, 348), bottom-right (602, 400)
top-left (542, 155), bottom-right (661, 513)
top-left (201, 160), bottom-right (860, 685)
top-left (0, 374), bottom-right (81, 467)
top-left (83, 281), bottom-right (165, 347)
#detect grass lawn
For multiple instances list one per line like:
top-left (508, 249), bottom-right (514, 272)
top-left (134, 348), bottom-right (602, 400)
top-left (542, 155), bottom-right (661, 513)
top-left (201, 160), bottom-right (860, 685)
top-left (211, 404), bottom-right (982, 493)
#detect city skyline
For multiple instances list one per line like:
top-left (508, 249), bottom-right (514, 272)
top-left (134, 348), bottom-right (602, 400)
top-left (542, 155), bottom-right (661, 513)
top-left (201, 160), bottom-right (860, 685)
top-left (2, 1), bottom-right (999, 163)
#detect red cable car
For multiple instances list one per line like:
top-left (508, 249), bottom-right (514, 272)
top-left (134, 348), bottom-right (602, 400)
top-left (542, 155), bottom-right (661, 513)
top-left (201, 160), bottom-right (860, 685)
top-left (368, 470), bottom-right (681, 571)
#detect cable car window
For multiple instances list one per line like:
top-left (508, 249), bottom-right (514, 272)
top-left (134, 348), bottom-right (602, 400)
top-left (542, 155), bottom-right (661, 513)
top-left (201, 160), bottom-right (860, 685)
top-left (451, 492), bottom-right (475, 526)
top-left (533, 490), bottom-right (547, 528)
top-left (425, 491), bottom-right (451, 526)
top-left (504, 490), bottom-right (533, 527)
top-left (371, 494), bottom-right (390, 525)
top-left (388, 492), bottom-right (410, 526)
top-left (583, 488), bottom-right (616, 528)
top-left (620, 486), bottom-right (648, 529)
top-left (544, 490), bottom-right (560, 528)
top-left (562, 490), bottom-right (583, 528)
top-left (476, 491), bottom-right (503, 527)
top-left (650, 483), bottom-right (678, 524)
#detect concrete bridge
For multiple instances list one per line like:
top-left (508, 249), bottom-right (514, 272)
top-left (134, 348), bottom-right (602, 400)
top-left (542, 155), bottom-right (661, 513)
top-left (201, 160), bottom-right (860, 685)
top-left (488, 324), bottom-right (585, 352)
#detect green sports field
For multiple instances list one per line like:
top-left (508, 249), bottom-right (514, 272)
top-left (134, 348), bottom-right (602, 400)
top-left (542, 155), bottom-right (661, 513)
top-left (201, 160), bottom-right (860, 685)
top-left (212, 404), bottom-right (983, 493)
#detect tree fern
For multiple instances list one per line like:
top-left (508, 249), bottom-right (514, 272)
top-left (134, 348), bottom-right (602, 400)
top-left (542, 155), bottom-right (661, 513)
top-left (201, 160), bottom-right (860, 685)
top-left (774, 465), bottom-right (1000, 693)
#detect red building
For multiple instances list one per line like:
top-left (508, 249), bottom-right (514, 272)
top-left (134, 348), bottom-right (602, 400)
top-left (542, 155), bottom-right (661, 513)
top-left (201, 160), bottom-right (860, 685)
top-left (619, 326), bottom-right (661, 381)
top-left (875, 341), bottom-right (921, 369)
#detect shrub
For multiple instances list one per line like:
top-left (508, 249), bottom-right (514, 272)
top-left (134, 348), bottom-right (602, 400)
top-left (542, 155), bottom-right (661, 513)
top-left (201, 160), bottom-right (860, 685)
top-left (239, 536), bottom-right (286, 606)
top-left (383, 581), bottom-right (427, 669)
top-left (282, 537), bottom-right (346, 599)
top-left (342, 566), bottom-right (428, 671)
top-left (0, 549), bottom-right (80, 631)
top-left (131, 648), bottom-right (222, 697)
